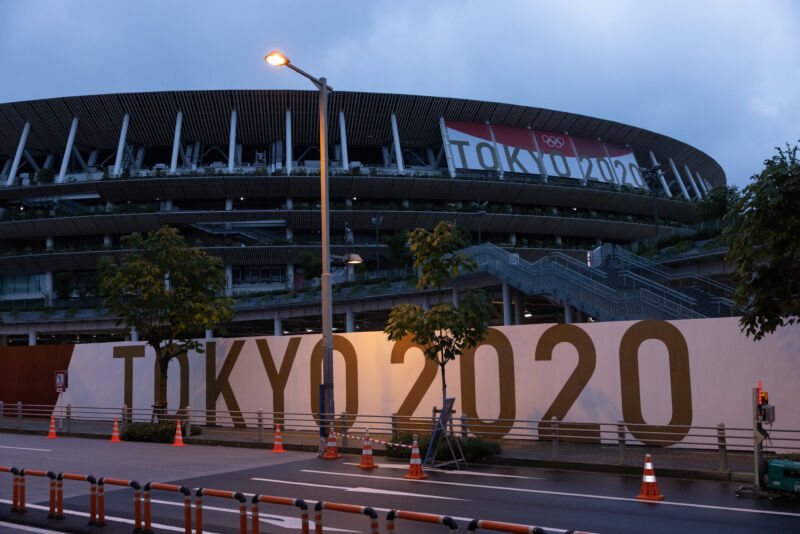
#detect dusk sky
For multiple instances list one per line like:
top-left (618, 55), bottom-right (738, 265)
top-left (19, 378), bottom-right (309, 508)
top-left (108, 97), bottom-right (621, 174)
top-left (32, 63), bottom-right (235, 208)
top-left (1, 0), bottom-right (798, 189)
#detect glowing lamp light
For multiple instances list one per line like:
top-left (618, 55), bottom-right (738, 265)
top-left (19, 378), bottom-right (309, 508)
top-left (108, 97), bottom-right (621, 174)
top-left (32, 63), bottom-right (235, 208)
top-left (265, 51), bottom-right (289, 67)
top-left (345, 253), bottom-right (363, 265)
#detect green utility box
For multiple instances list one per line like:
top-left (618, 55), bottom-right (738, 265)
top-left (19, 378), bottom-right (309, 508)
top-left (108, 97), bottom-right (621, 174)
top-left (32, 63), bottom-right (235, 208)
top-left (766, 459), bottom-right (800, 494)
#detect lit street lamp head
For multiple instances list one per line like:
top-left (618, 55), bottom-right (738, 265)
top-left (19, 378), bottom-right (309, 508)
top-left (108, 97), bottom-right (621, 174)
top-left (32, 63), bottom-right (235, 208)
top-left (265, 51), bottom-right (289, 67)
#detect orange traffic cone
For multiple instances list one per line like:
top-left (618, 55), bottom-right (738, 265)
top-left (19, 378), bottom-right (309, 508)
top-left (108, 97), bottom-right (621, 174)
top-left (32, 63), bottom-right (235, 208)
top-left (270, 424), bottom-right (287, 453)
top-left (636, 453), bottom-right (664, 501)
top-left (321, 427), bottom-right (342, 459)
top-left (109, 419), bottom-right (122, 443)
top-left (357, 429), bottom-right (378, 469)
top-left (171, 422), bottom-right (186, 447)
top-left (46, 416), bottom-right (58, 439)
top-left (403, 435), bottom-right (428, 480)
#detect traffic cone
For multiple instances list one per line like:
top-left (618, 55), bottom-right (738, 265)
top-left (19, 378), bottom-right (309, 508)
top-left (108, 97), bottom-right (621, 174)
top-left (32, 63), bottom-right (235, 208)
top-left (636, 453), bottom-right (664, 501)
top-left (46, 416), bottom-right (58, 439)
top-left (357, 429), bottom-right (378, 469)
top-left (109, 419), bottom-right (122, 443)
top-left (171, 422), bottom-right (186, 447)
top-left (321, 427), bottom-right (342, 459)
top-left (403, 436), bottom-right (428, 480)
top-left (270, 424), bottom-right (287, 453)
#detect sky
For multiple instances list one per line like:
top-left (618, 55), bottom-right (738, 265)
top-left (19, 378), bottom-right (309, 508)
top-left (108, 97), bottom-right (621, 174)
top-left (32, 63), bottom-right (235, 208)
top-left (1, 0), bottom-right (798, 189)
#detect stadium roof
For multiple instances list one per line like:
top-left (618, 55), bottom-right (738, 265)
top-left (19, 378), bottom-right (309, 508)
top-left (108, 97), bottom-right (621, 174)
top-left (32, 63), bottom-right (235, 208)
top-left (0, 90), bottom-right (725, 185)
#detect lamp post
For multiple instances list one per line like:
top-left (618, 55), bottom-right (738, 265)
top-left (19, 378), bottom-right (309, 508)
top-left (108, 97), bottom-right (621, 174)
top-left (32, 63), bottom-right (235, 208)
top-left (266, 51), bottom-right (336, 433)
top-left (371, 215), bottom-right (383, 273)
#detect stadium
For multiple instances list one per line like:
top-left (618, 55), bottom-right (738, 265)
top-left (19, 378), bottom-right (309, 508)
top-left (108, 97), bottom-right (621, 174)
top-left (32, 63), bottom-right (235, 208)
top-left (0, 90), bottom-right (732, 346)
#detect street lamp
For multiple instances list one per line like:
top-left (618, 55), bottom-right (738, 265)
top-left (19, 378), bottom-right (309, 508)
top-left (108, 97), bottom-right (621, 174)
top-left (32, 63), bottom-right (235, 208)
top-left (371, 215), bottom-right (383, 273)
top-left (266, 51), bottom-right (337, 434)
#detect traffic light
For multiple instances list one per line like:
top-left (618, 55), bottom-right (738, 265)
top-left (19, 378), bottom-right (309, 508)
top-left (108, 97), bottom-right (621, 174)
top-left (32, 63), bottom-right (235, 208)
top-left (757, 381), bottom-right (775, 424)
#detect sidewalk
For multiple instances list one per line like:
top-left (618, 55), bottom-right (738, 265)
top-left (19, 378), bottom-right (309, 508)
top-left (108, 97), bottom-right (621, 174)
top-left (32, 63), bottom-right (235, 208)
top-left (0, 417), bottom-right (754, 483)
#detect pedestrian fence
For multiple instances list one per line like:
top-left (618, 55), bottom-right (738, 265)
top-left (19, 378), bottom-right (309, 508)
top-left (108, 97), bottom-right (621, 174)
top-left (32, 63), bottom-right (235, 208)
top-left (4, 401), bottom-right (800, 462)
top-left (0, 464), bottom-right (592, 533)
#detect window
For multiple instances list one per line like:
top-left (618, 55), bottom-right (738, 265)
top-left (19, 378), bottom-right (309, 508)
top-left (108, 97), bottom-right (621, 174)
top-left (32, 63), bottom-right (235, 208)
top-left (231, 266), bottom-right (285, 286)
top-left (0, 273), bottom-right (43, 295)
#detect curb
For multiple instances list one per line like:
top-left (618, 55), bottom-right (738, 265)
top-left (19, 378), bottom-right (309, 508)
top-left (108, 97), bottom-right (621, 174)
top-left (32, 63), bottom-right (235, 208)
top-left (0, 427), bottom-right (752, 483)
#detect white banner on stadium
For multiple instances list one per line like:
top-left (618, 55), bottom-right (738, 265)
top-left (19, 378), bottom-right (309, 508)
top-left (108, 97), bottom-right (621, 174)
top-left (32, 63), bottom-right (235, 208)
top-left (55, 317), bottom-right (800, 446)
top-left (444, 121), bottom-right (645, 189)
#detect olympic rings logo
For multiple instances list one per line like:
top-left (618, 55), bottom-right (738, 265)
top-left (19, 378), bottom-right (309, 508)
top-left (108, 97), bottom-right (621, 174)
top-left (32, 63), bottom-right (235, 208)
top-left (541, 135), bottom-right (565, 149)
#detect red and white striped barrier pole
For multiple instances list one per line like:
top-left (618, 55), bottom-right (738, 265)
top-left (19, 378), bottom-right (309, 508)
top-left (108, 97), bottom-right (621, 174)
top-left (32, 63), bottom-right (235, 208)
top-left (386, 509), bottom-right (458, 531)
top-left (314, 501), bottom-right (379, 534)
top-left (195, 488), bottom-right (247, 534)
top-left (143, 482), bottom-right (191, 534)
top-left (97, 478), bottom-right (141, 529)
top-left (57, 473), bottom-right (97, 524)
top-left (0, 467), bottom-right (19, 513)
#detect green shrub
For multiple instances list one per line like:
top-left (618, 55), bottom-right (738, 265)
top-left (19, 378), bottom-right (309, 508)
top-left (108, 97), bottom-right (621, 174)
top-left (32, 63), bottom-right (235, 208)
top-left (120, 421), bottom-right (201, 443)
top-left (386, 432), bottom-right (501, 463)
top-left (37, 168), bottom-right (55, 184)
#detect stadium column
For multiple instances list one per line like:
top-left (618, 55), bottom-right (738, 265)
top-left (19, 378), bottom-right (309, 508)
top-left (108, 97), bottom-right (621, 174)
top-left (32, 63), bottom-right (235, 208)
top-left (668, 158), bottom-right (691, 201)
top-left (648, 151), bottom-right (672, 198)
top-left (564, 304), bottom-right (574, 324)
top-left (131, 326), bottom-right (138, 342)
top-left (28, 327), bottom-right (36, 346)
top-left (502, 282), bottom-right (511, 326)
top-left (514, 292), bottom-right (522, 325)
top-left (228, 109), bottom-right (237, 173)
top-left (205, 329), bottom-right (213, 339)
top-left (170, 111), bottom-right (183, 174)
top-left (683, 165), bottom-right (703, 199)
top-left (286, 263), bottom-right (294, 289)
top-left (43, 154), bottom-right (55, 169)
top-left (44, 271), bottom-right (53, 305)
top-left (274, 316), bottom-right (282, 336)
top-left (113, 114), bottom-right (130, 177)
top-left (6, 122), bottom-right (31, 187)
top-left (346, 308), bottom-right (354, 332)
top-left (1, 159), bottom-right (11, 178)
top-left (390, 112), bottom-right (405, 173)
top-left (225, 265), bottom-right (233, 296)
top-left (695, 171), bottom-right (711, 195)
top-left (339, 110), bottom-right (349, 170)
top-left (439, 117), bottom-right (457, 178)
top-left (285, 108), bottom-right (293, 174)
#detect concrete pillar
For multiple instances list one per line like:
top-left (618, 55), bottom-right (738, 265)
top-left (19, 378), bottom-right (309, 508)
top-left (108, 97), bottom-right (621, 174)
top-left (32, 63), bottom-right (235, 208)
top-left (426, 148), bottom-right (436, 167)
top-left (131, 326), bottom-right (138, 342)
top-left (28, 327), bottom-right (37, 346)
top-left (347, 263), bottom-right (355, 282)
top-left (683, 165), bottom-right (703, 199)
top-left (648, 151), bottom-right (672, 198)
top-left (58, 117), bottom-right (79, 183)
top-left (667, 158), bottom-right (691, 201)
top-left (164, 200), bottom-right (172, 212)
top-left (225, 264), bottom-right (233, 296)
top-left (339, 110), bottom-right (349, 170)
top-left (452, 288), bottom-right (459, 308)
top-left (575, 309), bottom-right (586, 323)
top-left (564, 304), bottom-right (574, 324)
top-left (0, 335), bottom-right (7, 347)
top-left (44, 271), bottom-right (54, 302)
top-left (103, 235), bottom-right (112, 248)
top-left (286, 263), bottom-right (294, 289)
top-left (345, 308), bottom-right (355, 333)
top-left (390, 112), bottom-right (405, 173)
top-left (45, 154), bottom-right (56, 169)
top-left (134, 147), bottom-right (145, 170)
top-left (205, 328), bottom-right (213, 339)
top-left (514, 293), bottom-right (522, 325)
top-left (192, 141), bottom-right (201, 170)
top-left (286, 197), bottom-right (293, 210)
top-left (46, 237), bottom-right (54, 251)
top-left (170, 111), bottom-right (183, 174)
top-left (225, 198), bottom-right (233, 211)
top-left (87, 150), bottom-right (98, 167)
top-left (6, 122), bottom-right (31, 186)
top-left (502, 282), bottom-right (512, 326)
top-left (286, 227), bottom-right (293, 242)
top-left (510, 233), bottom-right (517, 246)
top-left (113, 113), bottom-right (130, 177)
top-left (274, 316), bottom-right (282, 336)
top-left (228, 109), bottom-right (237, 173)
top-left (285, 108), bottom-right (292, 174)
top-left (1, 159), bottom-right (11, 178)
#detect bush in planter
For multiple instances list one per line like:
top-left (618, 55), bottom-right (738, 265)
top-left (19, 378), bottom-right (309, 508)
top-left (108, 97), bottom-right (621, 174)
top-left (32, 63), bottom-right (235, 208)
top-left (386, 432), bottom-right (501, 463)
top-left (120, 421), bottom-right (201, 443)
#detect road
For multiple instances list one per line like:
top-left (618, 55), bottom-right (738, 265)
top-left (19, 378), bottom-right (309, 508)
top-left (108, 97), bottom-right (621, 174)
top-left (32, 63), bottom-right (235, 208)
top-left (0, 433), bottom-right (798, 533)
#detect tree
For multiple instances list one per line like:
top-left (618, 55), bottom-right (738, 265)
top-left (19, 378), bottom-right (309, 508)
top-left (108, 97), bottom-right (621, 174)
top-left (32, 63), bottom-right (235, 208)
top-left (98, 226), bottom-right (234, 407)
top-left (724, 143), bottom-right (800, 340)
top-left (697, 185), bottom-right (740, 221)
top-left (384, 221), bottom-right (494, 408)
top-left (298, 251), bottom-right (322, 280)
top-left (383, 231), bottom-right (413, 269)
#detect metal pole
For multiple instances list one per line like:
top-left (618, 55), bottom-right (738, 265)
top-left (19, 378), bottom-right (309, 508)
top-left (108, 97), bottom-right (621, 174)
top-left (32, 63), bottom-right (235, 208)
top-left (617, 420), bottom-right (627, 465)
top-left (717, 423), bottom-right (728, 472)
top-left (258, 409), bottom-right (264, 443)
top-left (319, 77), bottom-right (334, 430)
top-left (551, 416), bottom-right (559, 460)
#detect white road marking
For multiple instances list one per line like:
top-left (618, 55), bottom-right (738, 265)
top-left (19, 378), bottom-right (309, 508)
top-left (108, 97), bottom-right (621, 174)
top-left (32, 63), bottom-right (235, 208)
top-left (341, 462), bottom-right (541, 479)
top-left (302, 469), bottom-right (800, 519)
top-left (0, 445), bottom-right (53, 452)
top-left (0, 499), bottom-right (217, 533)
top-left (251, 477), bottom-right (467, 501)
top-left (0, 520), bottom-right (64, 533)
top-left (150, 498), bottom-right (358, 532)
